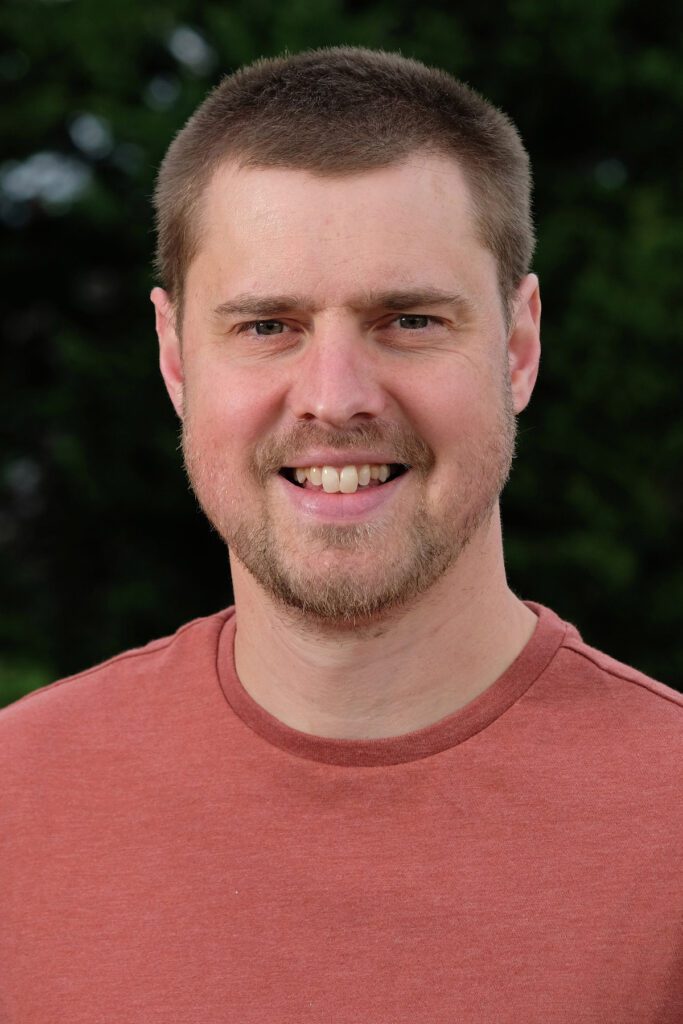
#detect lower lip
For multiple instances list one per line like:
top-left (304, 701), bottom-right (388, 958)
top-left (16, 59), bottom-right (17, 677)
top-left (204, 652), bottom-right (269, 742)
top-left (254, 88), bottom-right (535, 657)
top-left (276, 471), bottom-right (410, 522)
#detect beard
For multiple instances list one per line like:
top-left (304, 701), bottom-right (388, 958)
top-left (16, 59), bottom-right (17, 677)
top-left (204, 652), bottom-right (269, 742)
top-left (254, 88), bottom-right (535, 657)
top-left (182, 369), bottom-right (517, 631)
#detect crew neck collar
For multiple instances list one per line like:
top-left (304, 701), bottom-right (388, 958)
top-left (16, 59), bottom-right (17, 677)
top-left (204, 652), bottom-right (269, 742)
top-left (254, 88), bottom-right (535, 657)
top-left (215, 601), bottom-right (572, 766)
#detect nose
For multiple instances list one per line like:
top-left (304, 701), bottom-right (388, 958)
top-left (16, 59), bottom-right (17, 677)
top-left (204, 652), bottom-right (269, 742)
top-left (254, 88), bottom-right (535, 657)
top-left (287, 318), bottom-right (388, 427)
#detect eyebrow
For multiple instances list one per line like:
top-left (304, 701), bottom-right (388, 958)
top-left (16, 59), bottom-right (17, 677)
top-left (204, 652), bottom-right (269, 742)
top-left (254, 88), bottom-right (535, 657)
top-left (211, 288), bottom-right (474, 321)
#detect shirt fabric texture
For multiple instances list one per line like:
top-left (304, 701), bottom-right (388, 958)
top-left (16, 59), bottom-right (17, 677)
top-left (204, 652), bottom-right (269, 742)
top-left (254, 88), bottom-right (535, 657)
top-left (1, 601), bottom-right (681, 1023)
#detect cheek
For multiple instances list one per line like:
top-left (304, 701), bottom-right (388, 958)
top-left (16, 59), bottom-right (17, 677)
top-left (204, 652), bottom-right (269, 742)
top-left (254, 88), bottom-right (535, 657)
top-left (396, 371), bottom-right (494, 451)
top-left (187, 365), bottom-right (278, 455)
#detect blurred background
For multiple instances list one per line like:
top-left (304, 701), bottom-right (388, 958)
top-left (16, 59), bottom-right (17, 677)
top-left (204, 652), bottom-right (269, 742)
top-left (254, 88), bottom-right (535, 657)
top-left (1, 0), bottom-right (681, 707)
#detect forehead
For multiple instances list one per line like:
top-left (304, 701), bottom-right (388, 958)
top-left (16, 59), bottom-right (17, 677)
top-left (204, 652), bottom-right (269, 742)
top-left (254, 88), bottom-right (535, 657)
top-left (187, 153), bottom-right (496, 304)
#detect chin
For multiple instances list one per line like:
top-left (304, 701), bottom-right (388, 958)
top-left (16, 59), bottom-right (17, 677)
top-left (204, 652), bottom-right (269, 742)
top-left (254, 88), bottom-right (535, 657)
top-left (230, 517), bottom-right (464, 630)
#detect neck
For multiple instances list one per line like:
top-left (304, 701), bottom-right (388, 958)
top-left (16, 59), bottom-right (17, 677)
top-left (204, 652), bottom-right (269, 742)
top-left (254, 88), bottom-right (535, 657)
top-left (230, 509), bottom-right (537, 739)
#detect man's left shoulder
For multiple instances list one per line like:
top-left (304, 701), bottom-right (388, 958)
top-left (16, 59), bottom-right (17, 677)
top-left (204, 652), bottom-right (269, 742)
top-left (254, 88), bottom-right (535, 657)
top-left (561, 629), bottom-right (681, 710)
top-left (553, 627), bottom-right (682, 761)
top-left (565, 630), bottom-right (679, 704)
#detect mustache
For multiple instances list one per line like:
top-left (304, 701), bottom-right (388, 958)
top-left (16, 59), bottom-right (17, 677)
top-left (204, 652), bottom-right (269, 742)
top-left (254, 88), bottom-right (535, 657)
top-left (250, 420), bottom-right (435, 483)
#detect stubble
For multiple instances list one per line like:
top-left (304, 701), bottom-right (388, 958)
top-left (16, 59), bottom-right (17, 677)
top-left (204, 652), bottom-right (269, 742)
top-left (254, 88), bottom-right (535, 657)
top-left (181, 366), bottom-right (517, 630)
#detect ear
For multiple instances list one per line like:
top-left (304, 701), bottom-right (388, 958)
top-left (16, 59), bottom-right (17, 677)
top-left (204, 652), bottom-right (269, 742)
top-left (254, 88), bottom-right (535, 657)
top-left (151, 287), bottom-right (184, 420)
top-left (507, 273), bottom-right (541, 414)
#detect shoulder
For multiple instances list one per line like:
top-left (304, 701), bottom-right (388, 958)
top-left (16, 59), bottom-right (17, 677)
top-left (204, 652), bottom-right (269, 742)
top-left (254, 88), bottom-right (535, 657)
top-left (546, 620), bottom-right (682, 771)
top-left (0, 608), bottom-right (234, 747)
top-left (517, 606), bottom-right (682, 841)
top-left (529, 600), bottom-right (681, 712)
top-left (559, 627), bottom-right (682, 712)
top-left (524, 602), bottom-right (682, 785)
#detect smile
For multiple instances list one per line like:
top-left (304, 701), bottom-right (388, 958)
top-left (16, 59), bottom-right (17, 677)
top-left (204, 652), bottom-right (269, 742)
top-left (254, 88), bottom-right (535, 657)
top-left (277, 464), bottom-right (411, 522)
top-left (279, 463), bottom-right (409, 495)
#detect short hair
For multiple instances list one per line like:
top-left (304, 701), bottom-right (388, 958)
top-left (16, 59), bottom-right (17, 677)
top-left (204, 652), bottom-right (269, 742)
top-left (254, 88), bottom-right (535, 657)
top-left (153, 46), bottom-right (534, 328)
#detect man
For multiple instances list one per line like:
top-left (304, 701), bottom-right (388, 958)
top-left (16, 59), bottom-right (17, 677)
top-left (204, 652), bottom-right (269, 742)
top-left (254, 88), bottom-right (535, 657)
top-left (1, 47), bottom-right (680, 1023)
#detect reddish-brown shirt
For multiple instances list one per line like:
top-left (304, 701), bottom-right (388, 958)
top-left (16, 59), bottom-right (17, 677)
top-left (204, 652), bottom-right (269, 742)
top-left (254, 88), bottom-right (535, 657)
top-left (1, 602), bottom-right (681, 1022)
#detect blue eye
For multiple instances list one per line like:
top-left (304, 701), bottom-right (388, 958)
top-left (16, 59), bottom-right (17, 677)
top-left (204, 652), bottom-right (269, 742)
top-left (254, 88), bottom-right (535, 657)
top-left (397, 315), bottom-right (430, 330)
top-left (252, 320), bottom-right (285, 335)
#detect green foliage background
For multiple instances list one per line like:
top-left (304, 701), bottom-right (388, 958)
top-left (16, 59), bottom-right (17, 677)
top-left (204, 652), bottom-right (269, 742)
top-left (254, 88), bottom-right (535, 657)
top-left (1, 0), bottom-right (681, 706)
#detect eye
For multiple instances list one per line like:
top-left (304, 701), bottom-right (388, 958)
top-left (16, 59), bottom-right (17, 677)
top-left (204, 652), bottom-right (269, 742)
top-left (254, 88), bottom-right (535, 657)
top-left (396, 314), bottom-right (432, 330)
top-left (244, 320), bottom-right (286, 336)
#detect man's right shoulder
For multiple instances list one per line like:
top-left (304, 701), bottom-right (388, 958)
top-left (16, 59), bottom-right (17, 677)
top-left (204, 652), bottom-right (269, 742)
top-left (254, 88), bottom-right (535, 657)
top-left (0, 608), bottom-right (234, 744)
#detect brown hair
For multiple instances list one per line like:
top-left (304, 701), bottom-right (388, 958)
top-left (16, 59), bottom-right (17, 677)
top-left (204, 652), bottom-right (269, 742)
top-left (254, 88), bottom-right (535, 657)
top-left (153, 46), bottom-right (534, 327)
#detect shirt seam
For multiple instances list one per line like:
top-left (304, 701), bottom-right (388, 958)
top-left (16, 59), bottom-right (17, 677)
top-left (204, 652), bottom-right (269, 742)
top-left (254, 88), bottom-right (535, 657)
top-left (214, 613), bottom-right (570, 766)
top-left (559, 641), bottom-right (682, 710)
top-left (8, 614), bottom-right (223, 711)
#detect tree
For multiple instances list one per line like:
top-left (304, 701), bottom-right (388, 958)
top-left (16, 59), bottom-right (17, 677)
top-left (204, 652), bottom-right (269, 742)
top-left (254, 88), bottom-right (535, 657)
top-left (1, 0), bottom-right (681, 705)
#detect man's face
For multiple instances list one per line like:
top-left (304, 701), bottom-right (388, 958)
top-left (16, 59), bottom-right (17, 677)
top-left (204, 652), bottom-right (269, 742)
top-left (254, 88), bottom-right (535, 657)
top-left (155, 153), bottom-right (540, 626)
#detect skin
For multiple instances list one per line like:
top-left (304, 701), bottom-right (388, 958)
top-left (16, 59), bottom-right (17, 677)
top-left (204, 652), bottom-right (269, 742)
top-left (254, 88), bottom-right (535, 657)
top-left (152, 152), bottom-right (542, 739)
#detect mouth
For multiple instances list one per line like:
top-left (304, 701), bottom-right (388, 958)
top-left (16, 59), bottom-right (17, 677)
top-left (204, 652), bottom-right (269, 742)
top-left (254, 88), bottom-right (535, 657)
top-left (278, 463), bottom-right (410, 494)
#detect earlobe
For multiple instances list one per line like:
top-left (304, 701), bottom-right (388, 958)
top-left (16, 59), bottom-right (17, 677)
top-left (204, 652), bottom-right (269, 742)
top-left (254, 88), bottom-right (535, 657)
top-left (151, 286), bottom-right (185, 421)
top-left (507, 274), bottom-right (541, 415)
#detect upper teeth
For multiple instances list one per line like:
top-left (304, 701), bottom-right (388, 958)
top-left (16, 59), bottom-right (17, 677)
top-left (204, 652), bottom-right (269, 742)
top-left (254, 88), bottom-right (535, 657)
top-left (292, 464), bottom-right (391, 493)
